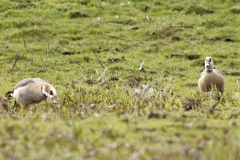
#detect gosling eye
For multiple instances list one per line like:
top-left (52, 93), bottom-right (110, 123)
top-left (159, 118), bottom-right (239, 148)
top-left (49, 90), bottom-right (53, 95)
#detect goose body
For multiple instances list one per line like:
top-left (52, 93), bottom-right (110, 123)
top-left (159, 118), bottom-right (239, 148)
top-left (8, 78), bottom-right (57, 105)
top-left (198, 57), bottom-right (225, 92)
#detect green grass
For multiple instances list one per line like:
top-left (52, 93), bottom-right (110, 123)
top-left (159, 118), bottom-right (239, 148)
top-left (1, 0), bottom-right (240, 159)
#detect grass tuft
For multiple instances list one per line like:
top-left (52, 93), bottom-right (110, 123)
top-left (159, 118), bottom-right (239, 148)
top-left (186, 5), bottom-right (214, 15)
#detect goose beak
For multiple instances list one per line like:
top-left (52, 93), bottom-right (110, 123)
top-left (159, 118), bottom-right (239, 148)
top-left (205, 62), bottom-right (212, 71)
top-left (52, 96), bottom-right (57, 104)
top-left (206, 64), bottom-right (210, 69)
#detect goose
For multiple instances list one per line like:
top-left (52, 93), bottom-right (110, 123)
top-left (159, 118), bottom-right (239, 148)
top-left (198, 57), bottom-right (225, 92)
top-left (7, 78), bottom-right (57, 105)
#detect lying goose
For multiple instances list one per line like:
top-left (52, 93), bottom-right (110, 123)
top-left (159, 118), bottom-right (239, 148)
top-left (198, 56), bottom-right (225, 92)
top-left (7, 78), bottom-right (57, 105)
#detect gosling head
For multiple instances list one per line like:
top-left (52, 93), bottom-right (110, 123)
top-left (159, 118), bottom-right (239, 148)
top-left (205, 56), bottom-right (214, 72)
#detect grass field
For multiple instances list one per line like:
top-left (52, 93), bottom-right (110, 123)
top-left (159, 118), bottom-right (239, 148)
top-left (1, 0), bottom-right (240, 159)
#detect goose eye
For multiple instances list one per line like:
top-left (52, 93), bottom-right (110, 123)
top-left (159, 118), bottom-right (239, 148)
top-left (209, 58), bottom-right (211, 62)
top-left (49, 90), bottom-right (53, 95)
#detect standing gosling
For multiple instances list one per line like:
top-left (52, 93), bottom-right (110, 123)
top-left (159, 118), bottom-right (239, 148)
top-left (198, 57), bottom-right (225, 92)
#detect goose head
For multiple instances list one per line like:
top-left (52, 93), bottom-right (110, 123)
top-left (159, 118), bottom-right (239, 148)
top-left (205, 56), bottom-right (214, 72)
top-left (42, 83), bottom-right (57, 104)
